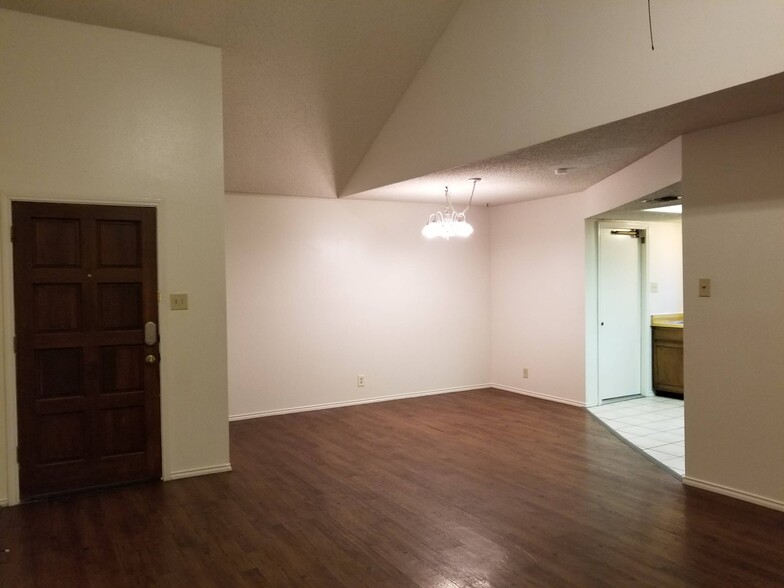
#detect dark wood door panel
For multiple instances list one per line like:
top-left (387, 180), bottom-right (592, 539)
top-left (100, 345), bottom-right (144, 392)
top-left (31, 217), bottom-right (81, 267)
top-left (97, 283), bottom-right (143, 330)
top-left (13, 201), bottom-right (161, 500)
top-left (96, 219), bottom-right (142, 267)
top-left (32, 283), bottom-right (84, 333)
top-left (35, 347), bottom-right (84, 396)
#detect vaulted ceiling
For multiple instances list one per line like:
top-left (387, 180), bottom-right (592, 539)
top-left (3, 1), bottom-right (783, 206)
top-left (351, 72), bottom-right (784, 206)
top-left (0, 0), bottom-right (462, 197)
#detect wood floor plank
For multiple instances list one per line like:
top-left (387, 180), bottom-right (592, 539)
top-left (1, 388), bottom-right (783, 587)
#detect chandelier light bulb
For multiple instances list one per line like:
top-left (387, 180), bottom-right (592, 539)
top-left (422, 214), bottom-right (441, 239)
top-left (454, 217), bottom-right (473, 237)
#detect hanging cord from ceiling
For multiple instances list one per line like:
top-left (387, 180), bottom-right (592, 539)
top-left (648, 0), bottom-right (655, 50)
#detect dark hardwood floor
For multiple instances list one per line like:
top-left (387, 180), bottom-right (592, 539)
top-left (1, 388), bottom-right (783, 587)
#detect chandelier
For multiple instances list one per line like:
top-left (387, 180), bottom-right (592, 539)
top-left (421, 178), bottom-right (481, 239)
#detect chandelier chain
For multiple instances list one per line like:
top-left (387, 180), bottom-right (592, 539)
top-left (461, 178), bottom-right (479, 214)
top-left (443, 178), bottom-right (479, 214)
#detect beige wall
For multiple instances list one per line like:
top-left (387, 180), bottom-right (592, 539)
top-left (226, 194), bottom-right (491, 418)
top-left (682, 111), bottom-right (784, 509)
top-left (346, 0), bottom-right (784, 195)
top-left (0, 10), bottom-right (230, 504)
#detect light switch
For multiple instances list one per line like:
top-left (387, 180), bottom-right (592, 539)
top-left (650, 282), bottom-right (658, 293)
top-left (170, 293), bottom-right (189, 310)
top-left (698, 278), bottom-right (711, 298)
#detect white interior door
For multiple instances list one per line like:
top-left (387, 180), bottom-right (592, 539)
top-left (598, 226), bottom-right (642, 401)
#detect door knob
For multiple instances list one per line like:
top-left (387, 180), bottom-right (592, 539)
top-left (145, 354), bottom-right (158, 365)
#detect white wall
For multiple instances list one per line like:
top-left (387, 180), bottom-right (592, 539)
top-left (491, 140), bottom-right (683, 406)
top-left (489, 191), bottom-right (587, 404)
top-left (647, 221), bottom-right (683, 316)
top-left (682, 111), bottom-right (784, 509)
top-left (345, 0), bottom-right (784, 195)
top-left (229, 141), bottom-right (681, 415)
top-left (226, 194), bottom-right (491, 418)
top-left (583, 138), bottom-right (683, 218)
top-left (0, 10), bottom-right (230, 504)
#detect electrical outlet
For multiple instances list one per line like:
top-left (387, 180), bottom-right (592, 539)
top-left (357, 375), bottom-right (365, 387)
top-left (170, 293), bottom-right (188, 310)
top-left (650, 282), bottom-right (658, 293)
top-left (523, 368), bottom-right (529, 379)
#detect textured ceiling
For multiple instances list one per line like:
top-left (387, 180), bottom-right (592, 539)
top-left (3, 2), bottom-right (783, 206)
top-left (0, 0), bottom-right (462, 197)
top-left (346, 72), bottom-right (784, 206)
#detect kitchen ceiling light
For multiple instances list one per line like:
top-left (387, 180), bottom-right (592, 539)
top-left (643, 204), bottom-right (682, 214)
top-left (422, 178), bottom-right (481, 240)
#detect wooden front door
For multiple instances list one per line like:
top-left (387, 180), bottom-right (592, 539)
top-left (12, 202), bottom-right (161, 500)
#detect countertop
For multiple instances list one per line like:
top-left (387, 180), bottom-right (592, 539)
top-left (651, 313), bottom-right (684, 329)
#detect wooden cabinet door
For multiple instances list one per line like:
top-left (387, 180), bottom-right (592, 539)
top-left (652, 327), bottom-right (684, 395)
top-left (12, 202), bottom-right (161, 500)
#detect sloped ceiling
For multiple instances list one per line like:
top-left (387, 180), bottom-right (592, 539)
top-left (2, 1), bottom-right (783, 206)
top-left (348, 72), bottom-right (784, 206)
top-left (0, 0), bottom-right (462, 197)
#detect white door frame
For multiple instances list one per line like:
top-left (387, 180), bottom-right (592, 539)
top-left (1, 193), bottom-right (166, 506)
top-left (586, 220), bottom-right (651, 407)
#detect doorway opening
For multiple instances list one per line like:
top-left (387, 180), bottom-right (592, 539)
top-left (586, 186), bottom-right (684, 477)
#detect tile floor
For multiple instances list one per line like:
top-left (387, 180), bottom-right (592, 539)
top-left (589, 396), bottom-right (685, 477)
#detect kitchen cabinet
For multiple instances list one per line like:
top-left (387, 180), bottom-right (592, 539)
top-left (652, 326), bottom-right (684, 396)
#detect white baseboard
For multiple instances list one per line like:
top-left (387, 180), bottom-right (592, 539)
top-left (490, 384), bottom-right (586, 407)
top-left (0, 498), bottom-right (8, 507)
top-left (229, 384), bottom-right (490, 421)
top-left (683, 476), bottom-right (784, 512)
top-left (169, 463), bottom-right (232, 480)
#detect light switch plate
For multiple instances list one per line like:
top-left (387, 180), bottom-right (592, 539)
top-left (698, 278), bottom-right (711, 298)
top-left (170, 293), bottom-right (189, 310)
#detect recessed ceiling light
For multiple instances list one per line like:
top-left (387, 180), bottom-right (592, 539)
top-left (643, 204), bottom-right (682, 214)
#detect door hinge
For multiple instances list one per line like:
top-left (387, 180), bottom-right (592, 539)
top-left (10, 225), bottom-right (14, 243)
top-left (13, 336), bottom-right (16, 353)
top-left (16, 446), bottom-right (19, 464)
